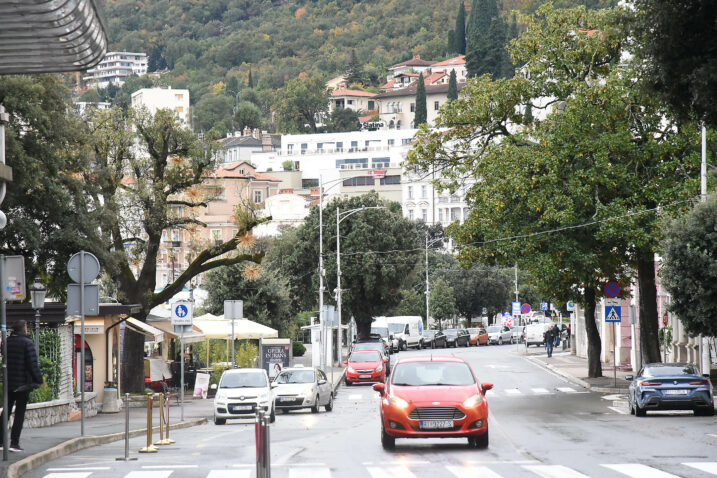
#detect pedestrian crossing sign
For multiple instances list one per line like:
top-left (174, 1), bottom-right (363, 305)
top-left (605, 306), bottom-right (621, 322)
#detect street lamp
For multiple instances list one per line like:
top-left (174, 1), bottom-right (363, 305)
top-left (425, 233), bottom-right (446, 330)
top-left (29, 277), bottom-right (47, 355)
top-left (336, 205), bottom-right (385, 365)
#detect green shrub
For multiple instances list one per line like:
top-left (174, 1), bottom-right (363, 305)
top-left (210, 364), bottom-right (232, 386)
top-left (29, 381), bottom-right (53, 403)
top-left (292, 341), bottom-right (306, 357)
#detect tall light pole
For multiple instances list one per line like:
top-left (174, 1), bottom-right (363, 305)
top-left (336, 205), bottom-right (385, 365)
top-left (29, 277), bottom-right (47, 356)
top-left (425, 233), bottom-right (446, 329)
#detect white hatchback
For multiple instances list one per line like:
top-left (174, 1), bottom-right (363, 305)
top-left (213, 368), bottom-right (275, 425)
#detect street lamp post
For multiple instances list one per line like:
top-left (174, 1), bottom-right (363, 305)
top-left (29, 277), bottom-right (47, 355)
top-left (424, 233), bottom-right (445, 330)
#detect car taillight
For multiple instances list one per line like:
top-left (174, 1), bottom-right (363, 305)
top-left (639, 381), bottom-right (662, 386)
top-left (689, 380), bottom-right (710, 385)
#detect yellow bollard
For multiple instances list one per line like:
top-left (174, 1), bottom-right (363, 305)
top-left (139, 393), bottom-right (158, 453)
top-left (155, 392), bottom-right (174, 445)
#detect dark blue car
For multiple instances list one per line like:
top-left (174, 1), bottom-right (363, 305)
top-left (627, 363), bottom-right (714, 417)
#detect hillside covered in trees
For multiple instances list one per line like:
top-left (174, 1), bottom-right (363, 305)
top-left (94, 0), bottom-right (616, 135)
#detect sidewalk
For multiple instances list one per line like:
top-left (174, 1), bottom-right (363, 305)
top-left (1, 391), bottom-right (212, 478)
top-left (521, 345), bottom-right (631, 393)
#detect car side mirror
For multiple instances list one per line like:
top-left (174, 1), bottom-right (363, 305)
top-left (270, 382), bottom-right (278, 389)
top-left (373, 383), bottom-right (386, 395)
top-left (318, 379), bottom-right (327, 385)
top-left (343, 360), bottom-right (348, 365)
top-left (384, 357), bottom-right (388, 363)
top-left (210, 383), bottom-right (217, 390)
top-left (625, 375), bottom-right (633, 381)
top-left (481, 382), bottom-right (494, 392)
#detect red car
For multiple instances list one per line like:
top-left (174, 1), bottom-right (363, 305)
top-left (373, 356), bottom-right (492, 449)
top-left (344, 350), bottom-right (386, 385)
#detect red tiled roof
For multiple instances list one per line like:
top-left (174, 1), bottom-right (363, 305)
top-left (424, 71), bottom-right (447, 85)
top-left (389, 54), bottom-right (434, 69)
top-left (330, 88), bottom-right (377, 98)
top-left (431, 55), bottom-right (466, 67)
top-left (377, 81), bottom-right (466, 99)
top-left (380, 78), bottom-right (396, 89)
top-left (211, 161), bottom-right (280, 182)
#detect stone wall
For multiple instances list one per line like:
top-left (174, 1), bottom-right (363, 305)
top-left (58, 324), bottom-right (75, 401)
top-left (22, 393), bottom-right (98, 429)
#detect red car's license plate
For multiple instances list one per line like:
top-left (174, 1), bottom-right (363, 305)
top-left (359, 374), bottom-right (372, 379)
top-left (420, 420), bottom-right (453, 429)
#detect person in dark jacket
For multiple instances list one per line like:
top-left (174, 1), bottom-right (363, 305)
top-left (544, 326), bottom-right (555, 357)
top-left (1, 320), bottom-right (43, 452)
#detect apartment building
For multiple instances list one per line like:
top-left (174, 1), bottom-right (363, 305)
top-left (131, 87), bottom-right (190, 127)
top-left (217, 128), bottom-right (281, 165)
top-left (83, 52), bottom-right (148, 89)
top-left (329, 88), bottom-right (378, 115)
top-left (376, 82), bottom-right (464, 130)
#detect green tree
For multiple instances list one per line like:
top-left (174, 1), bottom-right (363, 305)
top-left (346, 50), bottom-right (363, 86)
top-left (447, 30), bottom-right (457, 55)
top-left (633, 0), bottom-right (717, 126)
top-left (408, 5), bottom-right (701, 375)
top-left (414, 73), bottom-right (427, 126)
top-left (430, 277), bottom-right (456, 329)
top-left (325, 107), bottom-right (360, 133)
top-left (395, 289), bottom-right (426, 319)
top-left (265, 194), bottom-right (421, 338)
top-left (203, 263), bottom-right (292, 335)
top-left (447, 70), bottom-right (458, 102)
top-left (465, 0), bottom-right (507, 78)
top-left (448, 265), bottom-right (512, 322)
top-left (661, 195), bottom-right (717, 337)
top-left (234, 101), bottom-right (262, 131)
top-left (273, 75), bottom-right (328, 133)
top-left (454, 1), bottom-right (467, 54)
top-left (86, 106), bottom-right (264, 392)
top-left (247, 66), bottom-right (254, 88)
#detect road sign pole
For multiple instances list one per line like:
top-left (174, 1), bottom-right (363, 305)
top-left (1, 255), bottom-right (7, 461)
top-left (180, 327), bottom-right (184, 421)
top-left (80, 250), bottom-right (85, 436)
top-left (613, 322), bottom-right (617, 388)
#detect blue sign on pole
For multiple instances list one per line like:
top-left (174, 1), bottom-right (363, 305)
top-left (540, 302), bottom-right (548, 311)
top-left (604, 282), bottom-right (621, 298)
top-left (521, 303), bottom-right (532, 314)
top-left (605, 299), bottom-right (621, 322)
top-left (175, 304), bottom-right (188, 317)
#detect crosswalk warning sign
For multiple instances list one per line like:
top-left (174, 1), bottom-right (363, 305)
top-left (605, 306), bottom-right (621, 322)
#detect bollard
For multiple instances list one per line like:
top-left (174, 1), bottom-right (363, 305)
top-left (162, 392), bottom-right (175, 444)
top-left (155, 393), bottom-right (171, 446)
top-left (264, 410), bottom-right (271, 478)
top-left (255, 410), bottom-right (265, 478)
top-left (139, 393), bottom-right (158, 453)
top-left (116, 393), bottom-right (138, 461)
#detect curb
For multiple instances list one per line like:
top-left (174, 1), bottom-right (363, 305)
top-left (7, 418), bottom-right (207, 478)
top-left (525, 356), bottom-right (629, 395)
top-left (332, 368), bottom-right (347, 394)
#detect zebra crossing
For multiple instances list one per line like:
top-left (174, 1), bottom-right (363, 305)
top-left (40, 461), bottom-right (717, 478)
top-left (342, 385), bottom-right (588, 402)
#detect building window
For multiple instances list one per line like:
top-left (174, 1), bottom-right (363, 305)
top-left (175, 94), bottom-right (183, 101)
top-left (402, 138), bottom-right (411, 145)
top-left (368, 100), bottom-right (375, 110)
top-left (422, 209), bottom-right (428, 222)
top-left (336, 142), bottom-right (343, 152)
top-left (350, 141), bottom-right (358, 151)
top-left (410, 103), bottom-right (415, 113)
top-left (210, 229), bottom-right (222, 242)
top-left (342, 176), bottom-right (375, 187)
top-left (348, 100), bottom-right (354, 105)
top-left (301, 143), bottom-right (308, 154)
top-left (434, 101), bottom-right (440, 111)
top-left (253, 190), bottom-right (263, 203)
top-left (287, 144), bottom-right (294, 153)
top-left (463, 208), bottom-right (469, 221)
top-left (302, 178), bottom-right (319, 188)
top-left (388, 139), bottom-right (395, 146)
top-left (421, 185), bottom-right (427, 198)
top-left (408, 186), bottom-right (414, 199)
top-left (176, 106), bottom-right (184, 113)
top-left (408, 210), bottom-right (414, 220)
top-left (379, 175), bottom-right (400, 185)
top-left (439, 209), bottom-right (444, 222)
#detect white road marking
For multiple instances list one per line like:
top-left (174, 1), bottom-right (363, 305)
top-left (207, 471), bottom-right (251, 478)
top-left (523, 465), bottom-right (591, 478)
top-left (556, 387), bottom-right (578, 393)
top-left (47, 469), bottom-right (110, 472)
top-left (367, 465), bottom-right (417, 478)
top-left (348, 394), bottom-right (364, 400)
top-left (531, 388), bottom-right (551, 394)
top-left (683, 462), bottom-right (717, 475)
top-left (125, 472), bottom-right (173, 478)
top-left (608, 406), bottom-right (628, 415)
top-left (447, 464), bottom-right (504, 477)
top-left (43, 474), bottom-right (93, 478)
top-left (708, 434), bottom-right (717, 438)
top-left (505, 389), bottom-right (522, 395)
top-left (141, 465), bottom-right (197, 469)
top-left (289, 467), bottom-right (332, 478)
top-left (362, 461), bottom-right (430, 466)
top-left (602, 464), bottom-right (682, 477)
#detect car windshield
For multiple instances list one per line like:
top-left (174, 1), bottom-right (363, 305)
top-left (444, 329), bottom-right (457, 336)
top-left (220, 372), bottom-right (267, 388)
top-left (370, 326), bottom-right (388, 338)
top-left (423, 330), bottom-right (436, 338)
top-left (486, 326), bottom-right (501, 333)
top-left (511, 327), bottom-right (523, 332)
top-left (350, 351), bottom-right (381, 362)
top-left (388, 323), bottom-right (405, 333)
top-left (274, 369), bottom-right (315, 384)
top-left (467, 329), bottom-right (479, 334)
top-left (391, 361), bottom-right (475, 386)
top-left (643, 365), bottom-right (698, 377)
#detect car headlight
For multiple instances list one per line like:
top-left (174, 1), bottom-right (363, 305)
top-left (215, 400), bottom-right (226, 406)
top-left (387, 394), bottom-right (410, 409)
top-left (463, 394), bottom-right (483, 408)
top-left (348, 366), bottom-right (356, 373)
top-left (375, 364), bottom-right (383, 372)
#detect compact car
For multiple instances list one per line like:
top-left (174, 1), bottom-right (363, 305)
top-left (351, 340), bottom-right (391, 375)
top-left (422, 329), bottom-right (447, 348)
top-left (627, 363), bottom-right (714, 416)
top-left (510, 326), bottom-right (525, 344)
top-left (444, 328), bottom-right (470, 347)
top-left (213, 368), bottom-right (275, 425)
top-left (467, 328), bottom-right (489, 346)
top-left (373, 356), bottom-right (493, 449)
top-left (486, 325), bottom-right (512, 345)
top-left (344, 350), bottom-right (386, 385)
top-left (273, 366), bottom-right (334, 413)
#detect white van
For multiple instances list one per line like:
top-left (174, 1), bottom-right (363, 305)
top-left (384, 316), bottom-right (425, 351)
top-left (524, 321), bottom-right (555, 347)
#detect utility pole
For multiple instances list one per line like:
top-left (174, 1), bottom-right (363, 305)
top-left (425, 231), bottom-right (430, 328)
top-left (318, 176), bottom-right (325, 370)
top-left (700, 124), bottom-right (710, 375)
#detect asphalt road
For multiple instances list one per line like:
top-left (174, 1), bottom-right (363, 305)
top-left (28, 343), bottom-right (717, 478)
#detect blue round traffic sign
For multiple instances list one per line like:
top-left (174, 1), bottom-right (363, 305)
top-left (605, 282), bottom-right (621, 298)
top-left (521, 303), bottom-right (532, 314)
top-left (175, 304), bottom-right (188, 318)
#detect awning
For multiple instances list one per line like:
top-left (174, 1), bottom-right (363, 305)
top-left (0, 0), bottom-right (107, 74)
top-left (125, 318), bottom-right (164, 343)
top-left (194, 318), bottom-right (278, 340)
top-left (148, 319), bottom-right (206, 344)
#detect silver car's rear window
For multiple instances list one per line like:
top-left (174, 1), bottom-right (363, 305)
top-left (275, 370), bottom-right (315, 384)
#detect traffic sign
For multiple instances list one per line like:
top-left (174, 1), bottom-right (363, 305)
top-left (521, 303), bottom-right (532, 314)
top-left (604, 281), bottom-right (621, 298)
top-left (540, 302), bottom-right (548, 311)
top-left (605, 298), bottom-right (621, 322)
top-left (67, 251), bottom-right (100, 284)
top-left (566, 301), bottom-right (576, 311)
top-left (512, 302), bottom-right (521, 316)
top-left (171, 300), bottom-right (193, 326)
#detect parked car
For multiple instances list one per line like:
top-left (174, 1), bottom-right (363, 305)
top-left (444, 328), bottom-right (470, 347)
top-left (486, 325), bottom-right (512, 345)
top-left (627, 363), bottom-right (715, 417)
top-left (385, 316), bottom-right (425, 350)
top-left (467, 328), bottom-right (489, 346)
top-left (524, 322), bottom-right (555, 347)
top-left (213, 368), bottom-right (275, 425)
top-left (273, 366), bottom-right (333, 413)
top-left (369, 319), bottom-right (393, 354)
top-left (422, 329), bottom-right (447, 348)
top-left (344, 350), bottom-right (386, 386)
top-left (373, 356), bottom-right (493, 449)
top-left (510, 326), bottom-right (525, 344)
top-left (351, 340), bottom-right (391, 375)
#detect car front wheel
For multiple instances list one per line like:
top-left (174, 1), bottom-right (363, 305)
top-left (498, 337), bottom-right (503, 345)
top-left (311, 395), bottom-right (320, 413)
top-left (325, 393), bottom-right (334, 412)
top-left (469, 429), bottom-right (489, 449)
top-left (381, 427), bottom-right (395, 450)
top-left (214, 416), bottom-right (226, 425)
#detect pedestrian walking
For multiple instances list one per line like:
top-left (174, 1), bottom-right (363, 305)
top-left (544, 326), bottom-right (554, 357)
top-left (552, 324), bottom-right (561, 348)
top-left (1, 320), bottom-right (43, 452)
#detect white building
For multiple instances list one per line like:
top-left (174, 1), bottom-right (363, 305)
top-left (217, 129), bottom-right (280, 166)
top-left (83, 52), bottom-right (148, 89)
top-left (131, 87), bottom-right (190, 127)
top-left (329, 88), bottom-right (378, 115)
top-left (253, 193), bottom-right (312, 237)
top-left (402, 169), bottom-right (473, 230)
top-left (75, 101), bottom-right (112, 116)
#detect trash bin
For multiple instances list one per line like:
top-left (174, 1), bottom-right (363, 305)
top-left (102, 382), bottom-right (120, 413)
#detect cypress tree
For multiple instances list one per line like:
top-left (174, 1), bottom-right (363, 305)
top-left (447, 70), bottom-right (458, 102)
top-left (455, 2), bottom-right (467, 55)
top-left (447, 29), bottom-right (456, 54)
top-left (346, 49), bottom-right (363, 86)
top-left (465, 0), bottom-right (507, 78)
top-left (414, 73), bottom-right (427, 126)
top-left (523, 103), bottom-right (533, 123)
top-left (502, 14), bottom-right (518, 78)
top-left (248, 66), bottom-right (254, 88)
